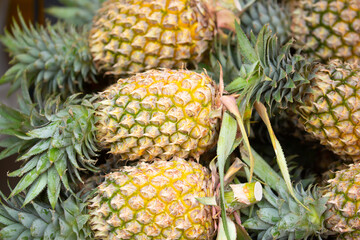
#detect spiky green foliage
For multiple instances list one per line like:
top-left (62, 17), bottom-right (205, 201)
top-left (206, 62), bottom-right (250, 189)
top-left (239, 0), bottom-right (291, 45)
top-left (0, 14), bottom-right (97, 103)
top-left (241, 149), bottom-right (329, 240)
top-left (0, 88), bottom-right (99, 208)
top-left (211, 24), bottom-right (313, 115)
top-left (209, 35), bottom-right (243, 84)
top-left (0, 191), bottom-right (93, 240)
top-left (46, 0), bottom-right (106, 25)
top-left (243, 186), bottom-right (328, 239)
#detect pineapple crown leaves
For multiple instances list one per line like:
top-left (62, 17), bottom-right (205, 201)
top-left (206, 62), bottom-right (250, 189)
top-left (209, 34), bottom-right (243, 84)
top-left (0, 191), bottom-right (93, 240)
top-left (0, 82), bottom-right (47, 161)
top-left (243, 185), bottom-right (328, 240)
top-left (241, 148), bottom-right (329, 240)
top-left (218, 23), bottom-right (314, 116)
top-left (0, 89), bottom-right (99, 209)
top-left (0, 12), bottom-right (98, 103)
top-left (46, 0), bottom-right (106, 25)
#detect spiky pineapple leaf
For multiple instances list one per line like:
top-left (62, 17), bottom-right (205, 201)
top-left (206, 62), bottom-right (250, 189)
top-left (1, 93), bottom-right (99, 208)
top-left (0, 191), bottom-right (93, 240)
top-left (46, 0), bottom-right (106, 25)
top-left (217, 216), bottom-right (237, 240)
top-left (241, 148), bottom-right (329, 239)
top-left (0, 13), bottom-right (97, 104)
top-left (211, 24), bottom-right (312, 116)
top-left (217, 112), bottom-right (238, 240)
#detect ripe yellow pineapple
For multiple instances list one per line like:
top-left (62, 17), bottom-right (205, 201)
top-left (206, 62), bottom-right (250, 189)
top-left (96, 69), bottom-right (220, 161)
top-left (89, 0), bottom-right (214, 75)
top-left (291, 0), bottom-right (360, 63)
top-left (88, 158), bottom-right (215, 239)
top-left (88, 157), bottom-right (263, 239)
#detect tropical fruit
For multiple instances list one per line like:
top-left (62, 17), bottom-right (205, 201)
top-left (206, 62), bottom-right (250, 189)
top-left (88, 158), bottom-right (215, 239)
top-left (325, 163), bottom-right (360, 234)
top-left (0, 69), bottom-right (220, 206)
top-left (88, 157), bottom-right (263, 239)
top-left (96, 69), bottom-right (220, 161)
top-left (89, 0), bottom-right (214, 75)
top-left (297, 60), bottom-right (360, 162)
top-left (291, 0), bottom-right (360, 63)
top-left (241, 148), bottom-right (360, 239)
top-left (212, 24), bottom-right (360, 162)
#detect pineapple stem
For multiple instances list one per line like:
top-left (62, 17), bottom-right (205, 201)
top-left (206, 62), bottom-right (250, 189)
top-left (224, 182), bottom-right (263, 210)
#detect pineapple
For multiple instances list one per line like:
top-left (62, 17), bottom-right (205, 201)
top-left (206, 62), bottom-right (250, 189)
top-left (212, 24), bottom-right (360, 162)
top-left (96, 69), bottom-right (220, 161)
top-left (325, 163), bottom-right (360, 234)
top-left (88, 157), bottom-right (263, 239)
top-left (0, 69), bottom-right (220, 206)
top-left (241, 148), bottom-right (360, 239)
top-left (88, 158), bottom-right (214, 239)
top-left (89, 0), bottom-right (214, 75)
top-left (291, 0), bottom-right (360, 63)
top-left (297, 60), bottom-right (360, 162)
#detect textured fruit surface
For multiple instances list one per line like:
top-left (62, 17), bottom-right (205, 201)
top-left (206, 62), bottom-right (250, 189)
top-left (298, 60), bottom-right (360, 162)
top-left (325, 163), bottom-right (360, 234)
top-left (96, 69), bottom-right (219, 161)
top-left (339, 230), bottom-right (360, 240)
top-left (88, 158), bottom-right (214, 240)
top-left (292, 0), bottom-right (360, 63)
top-left (89, 0), bottom-right (214, 75)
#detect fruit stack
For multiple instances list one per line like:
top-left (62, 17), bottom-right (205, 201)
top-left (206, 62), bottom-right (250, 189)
top-left (0, 0), bottom-right (359, 239)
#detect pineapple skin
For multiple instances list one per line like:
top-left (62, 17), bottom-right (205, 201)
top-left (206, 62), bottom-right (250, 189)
top-left (325, 163), bottom-right (360, 234)
top-left (96, 69), bottom-right (220, 161)
top-left (291, 0), bottom-right (360, 63)
top-left (89, 0), bottom-right (214, 75)
top-left (298, 60), bottom-right (360, 162)
top-left (88, 157), bottom-right (215, 240)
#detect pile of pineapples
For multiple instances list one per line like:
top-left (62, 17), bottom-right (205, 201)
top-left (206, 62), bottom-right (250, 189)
top-left (0, 0), bottom-right (360, 239)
